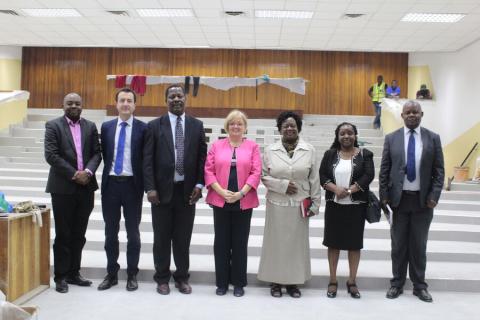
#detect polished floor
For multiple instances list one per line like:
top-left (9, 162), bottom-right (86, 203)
top-left (26, 280), bottom-right (477, 320)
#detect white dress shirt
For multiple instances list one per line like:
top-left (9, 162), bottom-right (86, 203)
top-left (109, 116), bottom-right (133, 176)
top-left (168, 111), bottom-right (185, 182)
top-left (403, 126), bottom-right (422, 191)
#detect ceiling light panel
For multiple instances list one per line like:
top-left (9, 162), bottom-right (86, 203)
top-left (136, 9), bottom-right (194, 17)
top-left (401, 13), bottom-right (465, 23)
top-left (21, 8), bottom-right (82, 17)
top-left (255, 10), bottom-right (314, 19)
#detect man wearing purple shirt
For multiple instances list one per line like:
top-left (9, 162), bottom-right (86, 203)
top-left (45, 93), bottom-right (102, 293)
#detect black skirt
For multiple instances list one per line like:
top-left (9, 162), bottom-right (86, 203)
top-left (323, 201), bottom-right (366, 250)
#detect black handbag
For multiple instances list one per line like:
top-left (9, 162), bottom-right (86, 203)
top-left (365, 191), bottom-right (381, 223)
top-left (361, 149), bottom-right (381, 223)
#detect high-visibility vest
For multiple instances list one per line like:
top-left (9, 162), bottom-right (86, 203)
top-left (372, 82), bottom-right (386, 102)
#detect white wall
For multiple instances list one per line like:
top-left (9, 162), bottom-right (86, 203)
top-left (409, 40), bottom-right (480, 145)
top-left (0, 46), bottom-right (22, 59)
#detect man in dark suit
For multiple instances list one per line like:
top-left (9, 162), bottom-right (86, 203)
top-left (44, 92), bottom-right (102, 293)
top-left (143, 84), bottom-right (207, 295)
top-left (97, 88), bottom-right (147, 292)
top-left (379, 100), bottom-right (444, 302)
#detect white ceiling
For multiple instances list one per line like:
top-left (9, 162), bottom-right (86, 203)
top-left (1, 0), bottom-right (480, 52)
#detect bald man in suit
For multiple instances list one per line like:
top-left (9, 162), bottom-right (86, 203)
top-left (379, 100), bottom-right (444, 302)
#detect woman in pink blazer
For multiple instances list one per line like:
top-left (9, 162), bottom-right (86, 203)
top-left (204, 110), bottom-right (261, 297)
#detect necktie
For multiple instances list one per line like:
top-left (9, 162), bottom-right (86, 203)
top-left (406, 129), bottom-right (416, 182)
top-left (114, 122), bottom-right (127, 175)
top-left (175, 116), bottom-right (184, 176)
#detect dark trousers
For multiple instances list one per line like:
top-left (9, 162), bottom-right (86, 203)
top-left (373, 101), bottom-right (382, 128)
top-left (51, 188), bottom-right (94, 281)
top-left (390, 192), bottom-right (433, 290)
top-left (151, 183), bottom-right (195, 284)
top-left (213, 206), bottom-right (252, 288)
top-left (101, 177), bottom-right (143, 276)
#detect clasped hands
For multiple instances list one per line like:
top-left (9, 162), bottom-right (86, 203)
top-left (334, 184), bottom-right (360, 199)
top-left (72, 170), bottom-right (91, 186)
top-left (220, 189), bottom-right (242, 203)
top-left (286, 181), bottom-right (315, 217)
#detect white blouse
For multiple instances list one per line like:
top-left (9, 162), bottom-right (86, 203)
top-left (334, 158), bottom-right (356, 205)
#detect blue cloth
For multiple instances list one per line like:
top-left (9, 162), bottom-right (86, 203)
top-left (386, 86), bottom-right (400, 96)
top-left (114, 122), bottom-right (128, 175)
top-left (406, 129), bottom-right (416, 182)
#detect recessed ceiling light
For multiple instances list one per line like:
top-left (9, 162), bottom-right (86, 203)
top-left (21, 8), bottom-right (81, 17)
top-left (401, 13), bottom-right (465, 23)
top-left (255, 10), bottom-right (313, 19)
top-left (136, 9), bottom-right (194, 17)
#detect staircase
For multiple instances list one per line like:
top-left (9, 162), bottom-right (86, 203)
top-left (1, 109), bottom-right (479, 292)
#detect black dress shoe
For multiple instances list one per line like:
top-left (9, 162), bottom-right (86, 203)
top-left (233, 286), bottom-right (244, 297)
top-left (66, 274), bottom-right (92, 286)
top-left (55, 279), bottom-right (68, 293)
top-left (386, 286), bottom-right (403, 299)
top-left (413, 288), bottom-right (433, 302)
top-left (157, 283), bottom-right (170, 295)
top-left (175, 281), bottom-right (192, 294)
top-left (346, 281), bottom-right (361, 299)
top-left (126, 275), bottom-right (138, 291)
top-left (216, 287), bottom-right (227, 296)
top-left (97, 275), bottom-right (118, 291)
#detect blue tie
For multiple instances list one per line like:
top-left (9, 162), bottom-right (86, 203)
top-left (406, 129), bottom-right (416, 182)
top-left (114, 122), bottom-right (128, 175)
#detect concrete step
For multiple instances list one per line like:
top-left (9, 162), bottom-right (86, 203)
top-left (75, 252), bottom-right (480, 292)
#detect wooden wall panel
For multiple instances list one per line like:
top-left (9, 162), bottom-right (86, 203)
top-left (21, 47), bottom-right (408, 116)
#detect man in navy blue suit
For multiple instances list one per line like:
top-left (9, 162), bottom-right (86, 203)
top-left (98, 88), bottom-right (147, 291)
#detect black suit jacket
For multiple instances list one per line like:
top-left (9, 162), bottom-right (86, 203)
top-left (319, 148), bottom-right (375, 203)
top-left (379, 127), bottom-right (444, 208)
top-left (143, 114), bottom-right (207, 203)
top-left (100, 117), bottom-right (147, 195)
top-left (44, 116), bottom-right (102, 194)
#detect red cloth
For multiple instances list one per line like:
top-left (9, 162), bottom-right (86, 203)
top-left (115, 75), bottom-right (127, 88)
top-left (130, 75), bottom-right (147, 95)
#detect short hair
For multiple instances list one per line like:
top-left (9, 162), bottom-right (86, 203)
top-left (276, 111), bottom-right (302, 133)
top-left (224, 109), bottom-right (248, 133)
top-left (115, 87), bottom-right (136, 103)
top-left (165, 84), bottom-right (185, 101)
top-left (403, 100), bottom-right (422, 111)
top-left (330, 122), bottom-right (359, 150)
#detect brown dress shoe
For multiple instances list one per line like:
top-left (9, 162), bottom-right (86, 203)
top-left (175, 281), bottom-right (192, 294)
top-left (157, 283), bottom-right (170, 295)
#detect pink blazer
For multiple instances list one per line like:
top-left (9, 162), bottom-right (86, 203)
top-left (204, 138), bottom-right (261, 210)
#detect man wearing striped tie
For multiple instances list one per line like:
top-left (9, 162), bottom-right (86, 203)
top-left (379, 100), bottom-right (444, 302)
top-left (98, 88), bottom-right (147, 292)
top-left (143, 84), bottom-right (207, 295)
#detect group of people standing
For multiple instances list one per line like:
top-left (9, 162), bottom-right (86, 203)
top-left (44, 84), bottom-right (444, 303)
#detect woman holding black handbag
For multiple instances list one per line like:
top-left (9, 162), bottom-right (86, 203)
top-left (319, 122), bottom-right (375, 299)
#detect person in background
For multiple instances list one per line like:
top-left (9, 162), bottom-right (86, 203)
top-left (386, 80), bottom-right (401, 98)
top-left (204, 110), bottom-right (261, 297)
top-left (258, 111), bottom-right (321, 299)
top-left (44, 93), bottom-right (102, 293)
top-left (320, 122), bottom-right (374, 299)
top-left (368, 75), bottom-right (388, 129)
top-left (416, 84), bottom-right (432, 99)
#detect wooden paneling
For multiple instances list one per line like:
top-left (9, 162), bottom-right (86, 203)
top-left (22, 47), bottom-right (408, 116)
